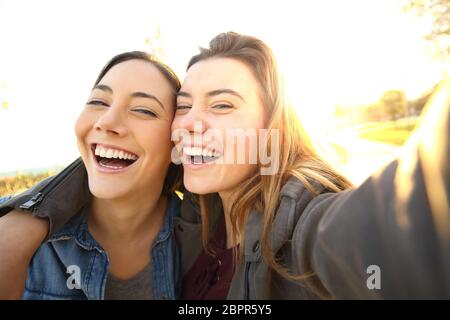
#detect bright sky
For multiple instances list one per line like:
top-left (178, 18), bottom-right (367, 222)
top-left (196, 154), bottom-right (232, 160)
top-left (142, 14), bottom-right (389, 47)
top-left (0, 0), bottom-right (446, 173)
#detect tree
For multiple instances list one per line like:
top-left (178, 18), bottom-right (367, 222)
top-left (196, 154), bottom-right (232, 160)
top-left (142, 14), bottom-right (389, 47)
top-left (144, 24), bottom-right (167, 62)
top-left (364, 102), bottom-right (385, 122)
top-left (403, 0), bottom-right (450, 62)
top-left (380, 90), bottom-right (407, 120)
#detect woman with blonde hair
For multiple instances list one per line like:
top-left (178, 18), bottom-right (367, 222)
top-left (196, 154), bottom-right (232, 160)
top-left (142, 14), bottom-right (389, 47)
top-left (1, 32), bottom-right (450, 299)
top-left (172, 32), bottom-right (449, 299)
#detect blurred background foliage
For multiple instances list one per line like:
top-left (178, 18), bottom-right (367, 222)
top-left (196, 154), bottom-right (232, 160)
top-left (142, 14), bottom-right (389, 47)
top-left (0, 171), bottom-right (58, 197)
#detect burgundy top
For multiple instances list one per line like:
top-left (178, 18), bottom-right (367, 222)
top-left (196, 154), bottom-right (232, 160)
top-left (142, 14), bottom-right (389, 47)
top-left (181, 216), bottom-right (236, 300)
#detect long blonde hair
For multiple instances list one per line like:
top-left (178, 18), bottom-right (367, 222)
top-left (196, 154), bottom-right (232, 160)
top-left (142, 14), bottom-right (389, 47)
top-left (188, 32), bottom-right (353, 280)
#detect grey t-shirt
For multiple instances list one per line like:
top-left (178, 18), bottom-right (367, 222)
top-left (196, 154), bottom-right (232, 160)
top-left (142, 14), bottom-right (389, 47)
top-left (104, 263), bottom-right (153, 300)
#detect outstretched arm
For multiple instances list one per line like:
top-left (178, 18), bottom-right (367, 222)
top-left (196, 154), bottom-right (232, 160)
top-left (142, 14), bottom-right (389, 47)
top-left (294, 80), bottom-right (450, 299)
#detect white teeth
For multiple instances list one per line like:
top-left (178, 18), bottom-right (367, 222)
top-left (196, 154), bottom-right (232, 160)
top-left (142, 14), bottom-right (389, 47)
top-left (183, 146), bottom-right (220, 157)
top-left (125, 153), bottom-right (136, 160)
top-left (94, 145), bottom-right (138, 161)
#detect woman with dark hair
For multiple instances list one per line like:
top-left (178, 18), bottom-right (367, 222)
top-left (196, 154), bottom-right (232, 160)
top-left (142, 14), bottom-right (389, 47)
top-left (0, 51), bottom-right (183, 299)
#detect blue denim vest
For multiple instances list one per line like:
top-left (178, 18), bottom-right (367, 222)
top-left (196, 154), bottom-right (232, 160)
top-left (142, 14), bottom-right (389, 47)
top-left (0, 194), bottom-right (181, 300)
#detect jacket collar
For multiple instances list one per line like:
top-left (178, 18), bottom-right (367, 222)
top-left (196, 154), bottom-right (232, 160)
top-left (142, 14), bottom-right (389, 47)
top-left (49, 192), bottom-right (181, 251)
top-left (48, 204), bottom-right (103, 252)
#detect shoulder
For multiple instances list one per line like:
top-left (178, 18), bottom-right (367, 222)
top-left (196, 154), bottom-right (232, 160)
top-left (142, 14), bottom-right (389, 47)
top-left (274, 175), bottom-right (345, 241)
top-left (24, 240), bottom-right (87, 300)
top-left (270, 176), bottom-right (338, 245)
top-left (278, 176), bottom-right (335, 212)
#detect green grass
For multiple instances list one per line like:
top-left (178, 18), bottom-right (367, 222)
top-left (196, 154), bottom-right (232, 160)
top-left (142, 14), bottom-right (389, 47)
top-left (358, 119), bottom-right (418, 146)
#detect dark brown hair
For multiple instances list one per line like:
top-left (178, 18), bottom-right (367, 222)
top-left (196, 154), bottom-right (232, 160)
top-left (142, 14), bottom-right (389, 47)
top-left (95, 51), bottom-right (183, 195)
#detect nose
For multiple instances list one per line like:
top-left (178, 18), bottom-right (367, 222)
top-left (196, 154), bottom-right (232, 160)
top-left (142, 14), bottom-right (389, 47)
top-left (174, 106), bottom-right (208, 135)
top-left (172, 106), bottom-right (211, 152)
top-left (94, 105), bottom-right (128, 137)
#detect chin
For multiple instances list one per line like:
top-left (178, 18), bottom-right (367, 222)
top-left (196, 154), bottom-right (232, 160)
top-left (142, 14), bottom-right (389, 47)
top-left (183, 177), bottom-right (218, 195)
top-left (88, 178), bottom-right (129, 200)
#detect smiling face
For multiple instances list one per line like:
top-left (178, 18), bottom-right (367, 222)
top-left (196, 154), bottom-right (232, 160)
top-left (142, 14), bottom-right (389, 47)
top-left (75, 59), bottom-right (175, 200)
top-left (171, 57), bottom-right (266, 197)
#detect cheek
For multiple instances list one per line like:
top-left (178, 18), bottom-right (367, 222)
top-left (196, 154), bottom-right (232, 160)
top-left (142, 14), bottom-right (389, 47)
top-left (140, 122), bottom-right (173, 158)
top-left (217, 114), bottom-right (265, 158)
top-left (171, 115), bottom-right (182, 133)
top-left (74, 111), bottom-right (91, 142)
top-left (246, 106), bottom-right (266, 130)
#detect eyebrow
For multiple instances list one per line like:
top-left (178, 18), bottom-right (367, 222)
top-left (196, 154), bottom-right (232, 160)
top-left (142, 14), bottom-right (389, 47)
top-left (92, 85), bottom-right (165, 110)
top-left (208, 89), bottom-right (245, 102)
top-left (177, 91), bottom-right (191, 98)
top-left (131, 92), bottom-right (165, 110)
top-left (93, 84), bottom-right (113, 94)
top-left (177, 89), bottom-right (245, 102)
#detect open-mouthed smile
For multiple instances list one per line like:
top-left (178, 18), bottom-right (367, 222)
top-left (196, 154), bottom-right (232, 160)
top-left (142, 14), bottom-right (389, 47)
top-left (91, 143), bottom-right (139, 173)
top-left (181, 145), bottom-right (222, 166)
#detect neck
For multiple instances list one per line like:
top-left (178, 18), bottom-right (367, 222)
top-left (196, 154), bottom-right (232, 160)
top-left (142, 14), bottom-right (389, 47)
top-left (218, 190), bottom-right (237, 249)
top-left (88, 189), bottom-right (167, 243)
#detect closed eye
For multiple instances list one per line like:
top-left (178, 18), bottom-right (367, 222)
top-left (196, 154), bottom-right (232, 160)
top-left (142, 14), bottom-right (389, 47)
top-left (133, 108), bottom-right (158, 118)
top-left (175, 105), bottom-right (192, 114)
top-left (87, 99), bottom-right (109, 107)
top-left (176, 105), bottom-right (191, 110)
top-left (212, 104), bottom-right (233, 109)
